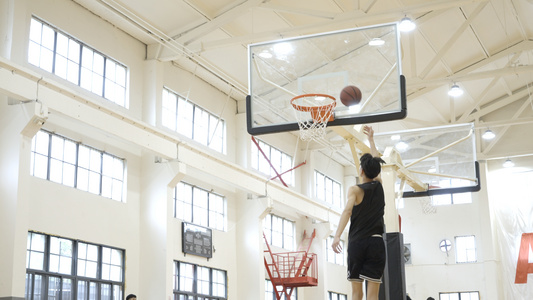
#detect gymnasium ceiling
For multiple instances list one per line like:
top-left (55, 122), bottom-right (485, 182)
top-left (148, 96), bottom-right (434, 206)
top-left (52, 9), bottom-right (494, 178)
top-left (73, 0), bottom-right (533, 167)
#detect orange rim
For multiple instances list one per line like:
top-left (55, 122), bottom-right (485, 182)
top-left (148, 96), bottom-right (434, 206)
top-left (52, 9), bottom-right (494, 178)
top-left (291, 94), bottom-right (336, 122)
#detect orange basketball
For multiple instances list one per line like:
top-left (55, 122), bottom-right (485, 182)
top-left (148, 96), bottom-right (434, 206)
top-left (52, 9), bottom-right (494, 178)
top-left (340, 85), bottom-right (362, 106)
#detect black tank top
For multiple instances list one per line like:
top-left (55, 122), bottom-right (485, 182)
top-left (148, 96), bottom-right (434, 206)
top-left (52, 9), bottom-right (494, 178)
top-left (348, 181), bottom-right (385, 241)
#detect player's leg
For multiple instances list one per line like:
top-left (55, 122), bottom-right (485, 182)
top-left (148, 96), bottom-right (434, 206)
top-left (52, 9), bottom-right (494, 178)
top-left (351, 281), bottom-right (364, 300)
top-left (365, 280), bottom-right (381, 300)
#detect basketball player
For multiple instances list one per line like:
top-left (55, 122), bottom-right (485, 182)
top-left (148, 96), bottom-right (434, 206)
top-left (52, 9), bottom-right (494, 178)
top-left (332, 125), bottom-right (386, 300)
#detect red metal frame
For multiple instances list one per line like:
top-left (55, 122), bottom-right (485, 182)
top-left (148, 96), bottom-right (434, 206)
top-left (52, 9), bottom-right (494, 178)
top-left (264, 230), bottom-right (318, 300)
top-left (251, 136), bottom-right (306, 187)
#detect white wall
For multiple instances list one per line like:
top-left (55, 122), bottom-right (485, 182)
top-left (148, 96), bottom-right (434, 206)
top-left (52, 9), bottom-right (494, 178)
top-left (400, 161), bottom-right (502, 299)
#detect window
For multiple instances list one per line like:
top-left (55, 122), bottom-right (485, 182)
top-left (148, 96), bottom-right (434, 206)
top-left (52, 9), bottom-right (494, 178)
top-left (31, 130), bottom-right (126, 202)
top-left (251, 139), bottom-right (293, 185)
top-left (173, 261), bottom-right (227, 300)
top-left (265, 280), bottom-right (297, 300)
top-left (162, 88), bottom-right (226, 154)
top-left (174, 182), bottom-right (227, 231)
top-left (25, 232), bottom-right (124, 300)
top-left (329, 291), bottom-right (347, 300)
top-left (28, 17), bottom-right (128, 107)
top-left (431, 179), bottom-right (472, 205)
top-left (263, 214), bottom-right (295, 251)
top-left (326, 236), bottom-right (345, 266)
top-left (455, 236), bottom-right (476, 263)
top-left (315, 171), bottom-right (342, 208)
top-left (440, 291), bottom-right (480, 300)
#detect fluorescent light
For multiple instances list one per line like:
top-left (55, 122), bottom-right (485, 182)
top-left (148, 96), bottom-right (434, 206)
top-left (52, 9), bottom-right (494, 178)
top-left (448, 84), bottom-right (463, 97)
top-left (399, 17), bottom-right (416, 32)
top-left (391, 134), bottom-right (401, 141)
top-left (395, 141), bottom-right (409, 152)
top-left (369, 38), bottom-right (385, 46)
top-left (482, 129), bottom-right (495, 140)
top-left (503, 159), bottom-right (515, 168)
top-left (428, 166), bottom-right (437, 173)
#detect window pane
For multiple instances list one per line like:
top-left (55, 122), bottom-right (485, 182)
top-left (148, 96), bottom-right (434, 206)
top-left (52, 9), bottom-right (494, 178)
top-left (101, 283), bottom-right (112, 300)
top-left (55, 55), bottom-right (68, 79)
top-left (25, 274), bottom-right (33, 299)
top-left (48, 276), bottom-right (61, 300)
top-left (177, 98), bottom-right (193, 138)
top-left (78, 280), bottom-right (88, 300)
top-left (49, 236), bottom-right (73, 275)
top-left (179, 263), bottom-right (194, 292)
top-left (197, 267), bottom-right (210, 295)
top-left (28, 41), bottom-right (41, 66)
top-left (194, 109), bottom-right (209, 145)
top-left (116, 65), bottom-right (126, 87)
top-left (41, 25), bottom-right (55, 50)
top-left (68, 39), bottom-right (80, 63)
top-left (40, 48), bottom-right (54, 73)
top-left (29, 19), bottom-right (42, 43)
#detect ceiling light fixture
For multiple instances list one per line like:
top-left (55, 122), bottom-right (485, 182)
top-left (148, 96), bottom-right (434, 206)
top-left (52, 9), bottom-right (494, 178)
top-left (448, 84), bottom-right (464, 97)
top-left (482, 129), bottom-right (495, 140)
top-left (399, 17), bottom-right (416, 32)
top-left (503, 159), bottom-right (515, 168)
top-left (368, 38), bottom-right (385, 46)
top-left (395, 141), bottom-right (409, 152)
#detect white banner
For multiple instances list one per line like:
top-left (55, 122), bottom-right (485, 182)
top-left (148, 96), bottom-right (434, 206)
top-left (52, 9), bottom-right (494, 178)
top-left (489, 169), bottom-right (533, 299)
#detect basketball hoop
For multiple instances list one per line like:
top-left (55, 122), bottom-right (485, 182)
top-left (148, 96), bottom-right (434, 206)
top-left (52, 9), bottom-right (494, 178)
top-left (291, 94), bottom-right (336, 141)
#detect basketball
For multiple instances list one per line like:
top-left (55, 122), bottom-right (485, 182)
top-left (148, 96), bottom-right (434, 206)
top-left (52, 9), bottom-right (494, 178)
top-left (340, 85), bottom-right (362, 106)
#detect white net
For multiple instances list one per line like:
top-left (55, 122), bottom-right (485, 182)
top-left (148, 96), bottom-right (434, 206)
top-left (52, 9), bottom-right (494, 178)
top-left (418, 197), bottom-right (437, 214)
top-left (291, 94), bottom-right (336, 141)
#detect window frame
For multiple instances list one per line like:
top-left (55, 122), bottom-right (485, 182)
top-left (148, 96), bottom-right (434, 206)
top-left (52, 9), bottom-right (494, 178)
top-left (326, 236), bottom-right (345, 266)
top-left (455, 235), bottom-right (477, 263)
top-left (263, 214), bottom-right (295, 251)
top-left (328, 291), bottom-right (348, 300)
top-left (265, 279), bottom-right (297, 300)
top-left (251, 139), bottom-right (294, 186)
top-left (314, 170), bottom-right (342, 208)
top-left (28, 16), bottom-right (128, 108)
top-left (25, 231), bottom-right (125, 300)
top-left (173, 182), bottom-right (227, 232)
top-left (439, 291), bottom-right (480, 300)
top-left (173, 260), bottom-right (227, 300)
top-left (162, 87), bottom-right (227, 154)
top-left (30, 130), bottom-right (126, 202)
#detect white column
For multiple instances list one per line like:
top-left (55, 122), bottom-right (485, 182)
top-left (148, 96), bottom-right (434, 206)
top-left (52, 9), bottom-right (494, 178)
top-left (381, 165), bottom-right (400, 232)
top-left (0, 98), bottom-right (33, 299)
top-left (0, 0), bottom-right (14, 58)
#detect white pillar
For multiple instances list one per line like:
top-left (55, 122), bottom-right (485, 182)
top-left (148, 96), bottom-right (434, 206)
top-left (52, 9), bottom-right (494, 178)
top-left (0, 97), bottom-right (33, 299)
top-left (0, 0), bottom-right (14, 58)
top-left (381, 165), bottom-right (400, 232)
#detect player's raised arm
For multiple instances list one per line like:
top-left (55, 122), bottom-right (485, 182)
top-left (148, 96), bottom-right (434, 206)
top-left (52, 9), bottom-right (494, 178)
top-left (362, 125), bottom-right (380, 158)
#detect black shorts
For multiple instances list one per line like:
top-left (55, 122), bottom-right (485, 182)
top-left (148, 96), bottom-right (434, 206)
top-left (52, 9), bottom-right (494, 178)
top-left (347, 236), bottom-right (386, 283)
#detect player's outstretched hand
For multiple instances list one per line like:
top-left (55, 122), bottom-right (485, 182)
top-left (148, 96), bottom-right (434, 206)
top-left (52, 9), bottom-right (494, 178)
top-left (332, 236), bottom-right (343, 254)
top-left (362, 125), bottom-right (374, 139)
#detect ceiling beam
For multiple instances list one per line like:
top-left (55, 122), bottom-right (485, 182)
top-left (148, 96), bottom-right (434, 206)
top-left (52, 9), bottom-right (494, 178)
top-left (418, 2), bottom-right (488, 79)
top-left (183, 0), bottom-right (488, 53)
top-left (466, 85), bottom-right (532, 122)
top-left (175, 0), bottom-right (265, 46)
top-left (258, 3), bottom-right (338, 19)
top-left (481, 96), bottom-right (532, 155)
top-left (456, 52), bottom-right (522, 123)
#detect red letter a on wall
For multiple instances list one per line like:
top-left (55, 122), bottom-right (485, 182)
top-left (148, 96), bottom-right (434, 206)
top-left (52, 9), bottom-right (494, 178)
top-left (515, 233), bottom-right (533, 284)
